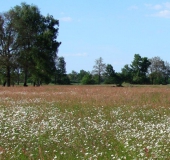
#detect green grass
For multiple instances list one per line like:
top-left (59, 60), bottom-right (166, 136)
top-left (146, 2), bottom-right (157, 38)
top-left (0, 85), bottom-right (170, 159)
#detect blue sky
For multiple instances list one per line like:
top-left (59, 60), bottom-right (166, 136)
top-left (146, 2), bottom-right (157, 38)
top-left (1, 1), bottom-right (170, 73)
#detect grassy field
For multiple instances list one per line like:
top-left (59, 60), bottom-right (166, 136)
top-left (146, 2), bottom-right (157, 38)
top-left (0, 85), bottom-right (170, 159)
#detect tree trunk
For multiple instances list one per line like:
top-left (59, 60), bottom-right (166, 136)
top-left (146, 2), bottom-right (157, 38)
top-left (3, 81), bottom-right (6, 87)
top-left (23, 69), bottom-right (28, 87)
top-left (6, 66), bottom-right (10, 87)
top-left (33, 81), bottom-right (35, 86)
top-left (98, 74), bottom-right (101, 84)
top-left (17, 69), bottom-right (20, 85)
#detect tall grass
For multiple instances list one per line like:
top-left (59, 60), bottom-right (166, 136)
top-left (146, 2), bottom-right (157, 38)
top-left (0, 85), bottom-right (170, 159)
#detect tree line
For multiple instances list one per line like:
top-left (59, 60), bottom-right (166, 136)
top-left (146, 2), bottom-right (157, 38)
top-left (0, 3), bottom-right (69, 87)
top-left (0, 3), bottom-right (170, 86)
top-left (69, 54), bottom-right (170, 86)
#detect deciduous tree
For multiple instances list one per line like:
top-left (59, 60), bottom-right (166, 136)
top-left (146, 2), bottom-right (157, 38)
top-left (148, 57), bottom-right (170, 84)
top-left (55, 56), bottom-right (70, 84)
top-left (92, 57), bottom-right (106, 84)
top-left (68, 70), bottom-right (78, 83)
top-left (0, 12), bottom-right (19, 86)
top-left (81, 72), bottom-right (95, 84)
top-left (121, 64), bottom-right (133, 83)
top-left (9, 3), bottom-right (61, 86)
top-left (130, 54), bottom-right (151, 84)
top-left (104, 64), bottom-right (116, 84)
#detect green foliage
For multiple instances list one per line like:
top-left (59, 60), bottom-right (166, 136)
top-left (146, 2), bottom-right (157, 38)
top-left (148, 57), bottom-right (170, 84)
top-left (81, 73), bottom-right (95, 84)
top-left (56, 57), bottom-right (66, 75)
top-left (56, 74), bottom-right (70, 85)
top-left (114, 73), bottom-right (124, 86)
top-left (68, 70), bottom-right (91, 84)
top-left (68, 70), bottom-right (79, 83)
top-left (121, 64), bottom-right (133, 83)
top-left (105, 64), bottom-right (115, 76)
top-left (0, 3), bottom-right (61, 86)
top-left (121, 54), bottom-right (151, 84)
top-left (104, 64), bottom-right (116, 84)
top-left (55, 57), bottom-right (70, 84)
top-left (130, 54), bottom-right (151, 84)
top-left (0, 12), bottom-right (19, 86)
top-left (78, 70), bottom-right (89, 82)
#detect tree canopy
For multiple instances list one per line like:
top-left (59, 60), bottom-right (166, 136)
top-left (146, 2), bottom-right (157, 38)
top-left (121, 54), bottom-right (151, 84)
top-left (0, 3), bottom-right (61, 86)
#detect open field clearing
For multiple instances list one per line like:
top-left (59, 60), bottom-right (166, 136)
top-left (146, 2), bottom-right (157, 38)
top-left (0, 85), bottom-right (170, 159)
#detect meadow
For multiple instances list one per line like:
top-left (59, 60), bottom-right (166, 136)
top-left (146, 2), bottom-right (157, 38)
top-left (0, 85), bottom-right (170, 159)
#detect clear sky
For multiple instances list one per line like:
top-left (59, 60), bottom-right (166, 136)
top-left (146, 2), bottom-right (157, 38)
top-left (1, 0), bottom-right (170, 73)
